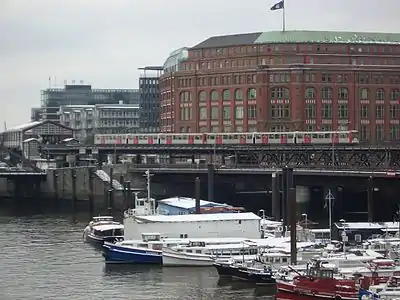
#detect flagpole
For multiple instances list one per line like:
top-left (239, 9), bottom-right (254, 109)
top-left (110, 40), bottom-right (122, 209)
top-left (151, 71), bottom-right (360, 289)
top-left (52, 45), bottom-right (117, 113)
top-left (328, 189), bottom-right (332, 242)
top-left (282, 5), bottom-right (286, 32)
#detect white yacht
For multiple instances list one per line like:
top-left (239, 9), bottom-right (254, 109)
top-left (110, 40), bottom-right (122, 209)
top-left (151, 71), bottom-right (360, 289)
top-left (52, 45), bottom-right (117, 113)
top-left (83, 216), bottom-right (124, 246)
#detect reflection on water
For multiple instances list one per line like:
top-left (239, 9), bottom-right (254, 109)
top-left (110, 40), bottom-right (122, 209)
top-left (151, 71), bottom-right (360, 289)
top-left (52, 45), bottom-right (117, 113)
top-left (0, 207), bottom-right (284, 300)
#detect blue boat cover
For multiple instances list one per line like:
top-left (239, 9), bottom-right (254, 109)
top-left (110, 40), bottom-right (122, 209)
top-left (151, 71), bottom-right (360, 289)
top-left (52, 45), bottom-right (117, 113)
top-left (358, 289), bottom-right (380, 299)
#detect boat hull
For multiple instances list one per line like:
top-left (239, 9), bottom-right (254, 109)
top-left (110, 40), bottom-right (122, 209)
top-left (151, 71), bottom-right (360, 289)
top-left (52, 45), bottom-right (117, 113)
top-left (103, 243), bottom-right (162, 265)
top-left (214, 262), bottom-right (276, 286)
top-left (162, 250), bottom-right (213, 267)
top-left (277, 280), bottom-right (358, 300)
top-left (85, 233), bottom-right (123, 247)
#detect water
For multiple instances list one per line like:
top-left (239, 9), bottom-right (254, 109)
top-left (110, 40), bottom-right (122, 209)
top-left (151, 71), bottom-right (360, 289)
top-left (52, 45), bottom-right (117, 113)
top-left (0, 210), bottom-right (279, 300)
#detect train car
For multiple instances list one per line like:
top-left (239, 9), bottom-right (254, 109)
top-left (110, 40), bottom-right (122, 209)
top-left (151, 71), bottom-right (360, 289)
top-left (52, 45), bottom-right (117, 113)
top-left (159, 133), bottom-right (207, 145)
top-left (295, 130), bottom-right (359, 145)
top-left (206, 133), bottom-right (254, 145)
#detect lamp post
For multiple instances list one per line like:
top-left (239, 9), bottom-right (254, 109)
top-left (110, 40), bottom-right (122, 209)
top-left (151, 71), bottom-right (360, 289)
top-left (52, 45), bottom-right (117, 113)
top-left (302, 213), bottom-right (308, 241)
top-left (339, 218), bottom-right (347, 255)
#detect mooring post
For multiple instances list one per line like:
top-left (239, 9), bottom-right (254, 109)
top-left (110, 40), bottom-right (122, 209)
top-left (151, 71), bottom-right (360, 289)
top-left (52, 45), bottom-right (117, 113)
top-left (207, 163), bottom-right (214, 202)
top-left (195, 177), bottom-right (201, 214)
top-left (123, 182), bottom-right (128, 211)
top-left (71, 168), bottom-right (77, 213)
top-left (53, 169), bottom-right (59, 202)
top-left (281, 168), bottom-right (288, 231)
top-left (289, 185), bottom-right (297, 265)
top-left (108, 189), bottom-right (113, 216)
top-left (367, 176), bottom-right (374, 222)
top-left (88, 167), bottom-right (94, 218)
top-left (271, 172), bottom-right (280, 220)
top-left (126, 181), bottom-right (132, 209)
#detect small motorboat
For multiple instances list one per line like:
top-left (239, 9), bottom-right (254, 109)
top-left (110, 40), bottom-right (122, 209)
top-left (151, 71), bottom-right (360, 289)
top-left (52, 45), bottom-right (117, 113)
top-left (214, 260), bottom-right (276, 286)
top-left (83, 216), bottom-right (124, 247)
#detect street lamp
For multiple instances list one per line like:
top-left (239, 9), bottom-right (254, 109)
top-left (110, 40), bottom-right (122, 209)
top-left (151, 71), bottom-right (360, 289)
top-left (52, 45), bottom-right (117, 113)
top-left (302, 213), bottom-right (308, 241)
top-left (339, 218), bottom-right (347, 255)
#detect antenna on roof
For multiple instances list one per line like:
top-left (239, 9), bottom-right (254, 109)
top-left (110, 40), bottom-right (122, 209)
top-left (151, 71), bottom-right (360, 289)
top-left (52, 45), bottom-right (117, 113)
top-left (3, 121), bottom-right (6, 131)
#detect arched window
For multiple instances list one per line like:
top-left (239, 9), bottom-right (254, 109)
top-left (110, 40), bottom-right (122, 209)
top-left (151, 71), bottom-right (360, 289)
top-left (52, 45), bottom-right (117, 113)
top-left (235, 89), bottom-right (243, 101)
top-left (376, 88), bottom-right (385, 100)
top-left (248, 88), bottom-right (257, 99)
top-left (179, 91), bottom-right (191, 102)
top-left (305, 87), bottom-right (316, 99)
top-left (321, 87), bottom-right (333, 99)
top-left (338, 87), bottom-right (348, 100)
top-left (210, 90), bottom-right (218, 101)
top-left (359, 88), bottom-right (369, 100)
top-left (222, 89), bottom-right (230, 101)
top-left (199, 91), bottom-right (206, 102)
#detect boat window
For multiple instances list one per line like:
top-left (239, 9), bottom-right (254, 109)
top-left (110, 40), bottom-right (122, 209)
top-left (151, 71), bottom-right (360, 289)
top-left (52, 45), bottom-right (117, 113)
top-left (282, 257), bottom-right (287, 263)
top-left (137, 243), bottom-right (147, 248)
top-left (195, 250), bottom-right (202, 254)
top-left (186, 250), bottom-right (192, 253)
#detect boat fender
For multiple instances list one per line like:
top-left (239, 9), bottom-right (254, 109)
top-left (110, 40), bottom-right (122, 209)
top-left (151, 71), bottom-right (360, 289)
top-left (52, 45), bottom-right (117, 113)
top-left (334, 296), bottom-right (342, 300)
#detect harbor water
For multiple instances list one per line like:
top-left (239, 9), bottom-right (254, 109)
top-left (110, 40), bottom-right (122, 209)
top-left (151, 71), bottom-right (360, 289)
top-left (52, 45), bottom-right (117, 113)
top-left (0, 206), bottom-right (281, 300)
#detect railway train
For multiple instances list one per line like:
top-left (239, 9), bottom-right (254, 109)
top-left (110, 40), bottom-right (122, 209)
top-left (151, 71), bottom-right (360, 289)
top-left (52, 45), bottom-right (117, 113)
top-left (94, 130), bottom-right (359, 146)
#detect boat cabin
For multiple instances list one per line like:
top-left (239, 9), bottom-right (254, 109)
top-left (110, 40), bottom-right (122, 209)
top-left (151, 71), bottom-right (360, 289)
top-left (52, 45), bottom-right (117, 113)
top-left (306, 260), bottom-right (338, 279)
top-left (173, 242), bottom-right (259, 257)
top-left (92, 224), bottom-right (124, 237)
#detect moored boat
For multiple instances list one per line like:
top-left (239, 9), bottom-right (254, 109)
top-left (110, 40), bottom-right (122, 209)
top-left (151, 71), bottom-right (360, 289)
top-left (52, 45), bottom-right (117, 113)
top-left (214, 260), bottom-right (276, 286)
top-left (277, 259), bottom-right (360, 299)
top-left (83, 216), bottom-right (124, 247)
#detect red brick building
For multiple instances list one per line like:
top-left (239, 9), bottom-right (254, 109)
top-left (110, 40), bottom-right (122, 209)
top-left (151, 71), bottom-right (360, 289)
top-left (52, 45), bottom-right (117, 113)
top-left (159, 30), bottom-right (400, 143)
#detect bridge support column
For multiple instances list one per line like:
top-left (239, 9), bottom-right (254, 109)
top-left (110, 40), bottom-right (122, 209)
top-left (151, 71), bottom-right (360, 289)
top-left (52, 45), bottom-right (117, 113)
top-left (367, 176), bottom-right (374, 222)
top-left (271, 173), bottom-right (280, 220)
top-left (195, 177), bottom-right (201, 214)
top-left (53, 170), bottom-right (59, 201)
top-left (207, 164), bottom-right (214, 202)
top-left (281, 167), bottom-right (294, 232)
top-left (71, 168), bottom-right (77, 213)
top-left (88, 168), bottom-right (94, 217)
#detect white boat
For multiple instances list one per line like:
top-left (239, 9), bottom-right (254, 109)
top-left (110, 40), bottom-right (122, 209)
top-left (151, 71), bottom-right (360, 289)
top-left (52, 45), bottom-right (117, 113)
top-left (368, 275), bottom-right (400, 299)
top-left (83, 216), bottom-right (124, 246)
top-left (162, 240), bottom-right (261, 267)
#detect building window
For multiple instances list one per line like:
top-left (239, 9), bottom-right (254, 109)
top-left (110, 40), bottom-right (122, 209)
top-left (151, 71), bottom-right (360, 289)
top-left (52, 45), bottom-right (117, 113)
top-left (199, 91), bottom-right (206, 102)
top-left (376, 105), bottom-right (384, 119)
top-left (305, 87), bottom-right (316, 99)
top-left (180, 107), bottom-right (192, 121)
top-left (305, 104), bottom-right (316, 119)
top-left (358, 73), bottom-right (369, 84)
top-left (223, 106), bottom-right (231, 120)
top-left (180, 91), bottom-right (191, 102)
top-left (247, 88), bottom-right (256, 99)
top-left (390, 125), bottom-right (400, 141)
top-left (271, 105), bottom-right (290, 118)
top-left (321, 87), bottom-right (333, 99)
top-left (199, 126), bottom-right (208, 133)
top-left (306, 125), bottom-right (315, 131)
top-left (360, 105), bottom-right (369, 119)
top-left (222, 89), bottom-right (230, 101)
top-left (376, 124), bottom-right (384, 141)
top-left (321, 73), bottom-right (332, 82)
top-left (390, 104), bottom-right (400, 119)
top-left (338, 87), bottom-right (348, 100)
top-left (211, 107), bottom-right (219, 119)
top-left (199, 107), bottom-right (207, 120)
top-left (223, 126), bottom-right (231, 132)
top-left (321, 125), bottom-right (332, 131)
top-left (247, 105), bottom-right (257, 119)
top-left (235, 126), bottom-right (243, 132)
top-left (235, 106), bottom-right (244, 119)
top-left (248, 126), bottom-right (257, 132)
top-left (210, 90), bottom-right (219, 101)
top-left (376, 88), bottom-right (385, 100)
top-left (359, 88), bottom-right (369, 100)
top-left (338, 104), bottom-right (348, 119)
top-left (321, 104), bottom-right (332, 118)
top-left (391, 89), bottom-right (400, 101)
top-left (235, 89), bottom-right (243, 101)
top-left (271, 87), bottom-right (290, 99)
top-left (360, 125), bottom-right (369, 141)
top-left (211, 126), bottom-right (219, 133)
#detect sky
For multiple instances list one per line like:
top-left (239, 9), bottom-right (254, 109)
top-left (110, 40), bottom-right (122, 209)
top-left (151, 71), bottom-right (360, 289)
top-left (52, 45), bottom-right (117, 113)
top-left (1, 0), bottom-right (399, 127)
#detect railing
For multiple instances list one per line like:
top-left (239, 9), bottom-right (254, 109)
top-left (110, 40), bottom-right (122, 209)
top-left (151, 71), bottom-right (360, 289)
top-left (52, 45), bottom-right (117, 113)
top-left (126, 163), bottom-right (399, 173)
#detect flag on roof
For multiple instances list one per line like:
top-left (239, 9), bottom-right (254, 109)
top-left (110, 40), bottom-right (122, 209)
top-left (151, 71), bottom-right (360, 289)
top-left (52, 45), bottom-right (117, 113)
top-left (271, 0), bottom-right (284, 10)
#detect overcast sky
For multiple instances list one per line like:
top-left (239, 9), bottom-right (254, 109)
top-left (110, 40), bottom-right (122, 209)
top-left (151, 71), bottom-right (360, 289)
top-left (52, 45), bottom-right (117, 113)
top-left (1, 0), bottom-right (399, 127)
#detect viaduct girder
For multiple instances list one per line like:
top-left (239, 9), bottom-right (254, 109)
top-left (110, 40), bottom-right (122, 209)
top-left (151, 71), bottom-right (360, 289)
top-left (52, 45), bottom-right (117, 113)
top-left (240, 147), bottom-right (400, 170)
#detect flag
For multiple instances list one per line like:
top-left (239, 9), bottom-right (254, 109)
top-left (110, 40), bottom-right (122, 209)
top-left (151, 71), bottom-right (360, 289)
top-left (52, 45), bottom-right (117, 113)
top-left (270, 0), bottom-right (284, 10)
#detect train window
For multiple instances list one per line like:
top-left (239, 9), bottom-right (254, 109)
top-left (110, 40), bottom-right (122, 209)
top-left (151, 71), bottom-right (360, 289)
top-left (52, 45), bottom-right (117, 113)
top-left (195, 135), bottom-right (200, 140)
top-left (209, 135), bottom-right (215, 140)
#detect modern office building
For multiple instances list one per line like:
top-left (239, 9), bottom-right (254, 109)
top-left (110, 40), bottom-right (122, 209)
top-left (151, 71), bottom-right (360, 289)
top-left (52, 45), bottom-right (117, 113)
top-left (41, 84), bottom-right (139, 122)
top-left (159, 30), bottom-right (400, 143)
top-left (138, 67), bottom-right (163, 133)
top-left (58, 102), bottom-right (139, 142)
top-left (30, 108), bottom-right (42, 122)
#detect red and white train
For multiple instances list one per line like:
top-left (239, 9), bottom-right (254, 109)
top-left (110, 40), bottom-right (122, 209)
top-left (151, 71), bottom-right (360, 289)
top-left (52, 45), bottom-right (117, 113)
top-left (94, 130), bottom-right (359, 146)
